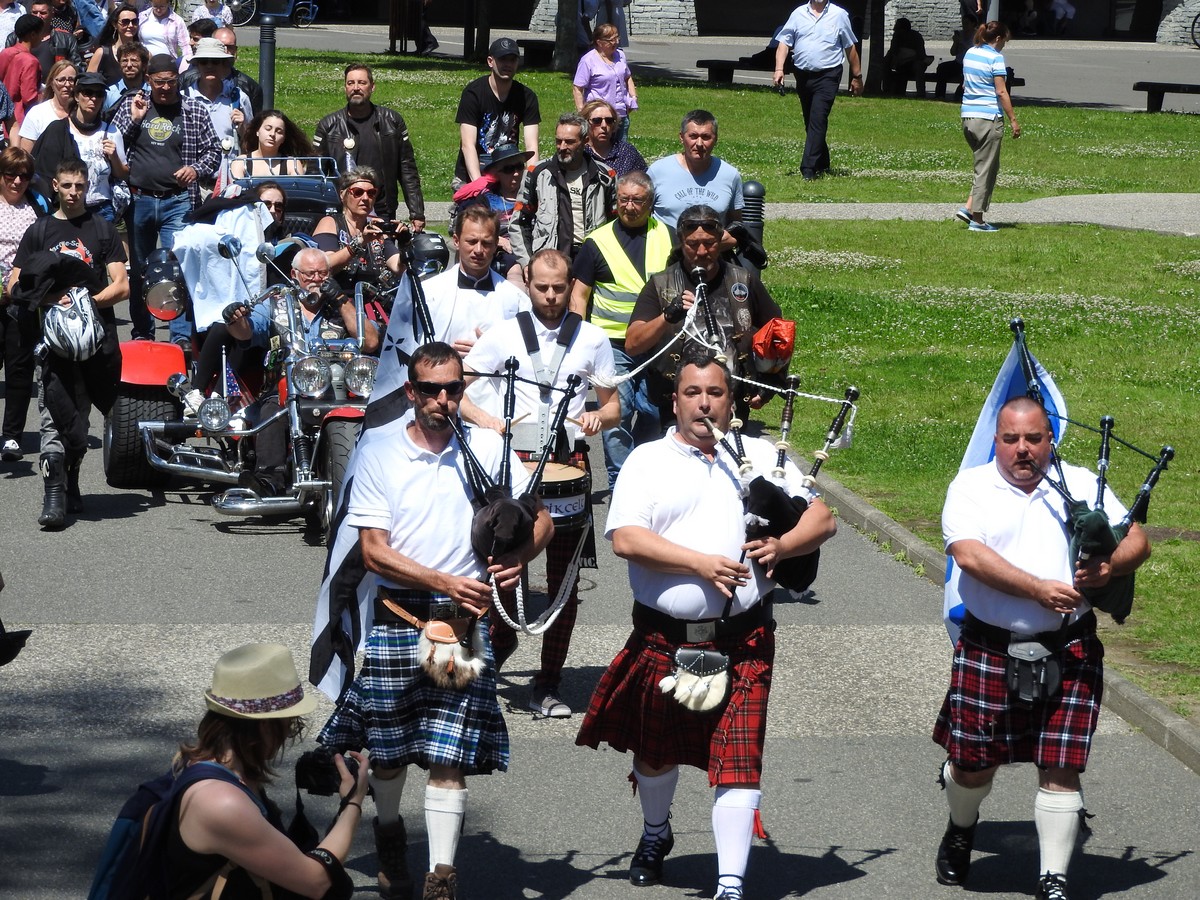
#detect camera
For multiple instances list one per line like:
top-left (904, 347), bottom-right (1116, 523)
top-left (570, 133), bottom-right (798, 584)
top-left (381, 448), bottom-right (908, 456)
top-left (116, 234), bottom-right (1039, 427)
top-left (294, 745), bottom-right (360, 795)
top-left (374, 221), bottom-right (413, 248)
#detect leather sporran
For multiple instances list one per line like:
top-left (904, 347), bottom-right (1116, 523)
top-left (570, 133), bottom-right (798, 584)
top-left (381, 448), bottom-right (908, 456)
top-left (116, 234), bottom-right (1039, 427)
top-left (419, 618), bottom-right (485, 689)
top-left (658, 648), bottom-right (731, 712)
top-left (1006, 640), bottom-right (1063, 705)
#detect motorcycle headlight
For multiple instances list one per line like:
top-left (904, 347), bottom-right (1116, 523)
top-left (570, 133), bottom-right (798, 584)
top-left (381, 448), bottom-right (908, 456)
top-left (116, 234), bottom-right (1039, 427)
top-left (344, 355), bottom-right (378, 398)
top-left (198, 397), bottom-right (232, 432)
top-left (292, 355), bottom-right (332, 398)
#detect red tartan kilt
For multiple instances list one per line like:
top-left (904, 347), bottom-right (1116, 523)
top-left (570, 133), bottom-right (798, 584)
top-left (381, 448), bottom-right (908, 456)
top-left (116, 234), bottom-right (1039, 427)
top-left (576, 618), bottom-right (774, 786)
top-left (933, 628), bottom-right (1104, 772)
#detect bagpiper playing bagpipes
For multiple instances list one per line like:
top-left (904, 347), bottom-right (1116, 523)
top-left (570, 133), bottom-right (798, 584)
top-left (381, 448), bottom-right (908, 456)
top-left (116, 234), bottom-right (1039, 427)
top-left (933, 318), bottom-right (1166, 900)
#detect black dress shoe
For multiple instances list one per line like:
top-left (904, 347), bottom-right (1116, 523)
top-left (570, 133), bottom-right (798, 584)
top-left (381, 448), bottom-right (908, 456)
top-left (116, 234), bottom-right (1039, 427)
top-left (629, 826), bottom-right (674, 886)
top-left (935, 817), bottom-right (976, 885)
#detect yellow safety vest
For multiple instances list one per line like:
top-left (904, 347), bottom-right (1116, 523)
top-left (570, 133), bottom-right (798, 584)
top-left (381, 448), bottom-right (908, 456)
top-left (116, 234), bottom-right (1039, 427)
top-left (589, 217), bottom-right (673, 340)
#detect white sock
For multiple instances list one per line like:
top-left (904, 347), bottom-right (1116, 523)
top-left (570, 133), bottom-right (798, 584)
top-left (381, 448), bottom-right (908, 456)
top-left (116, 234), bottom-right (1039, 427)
top-left (712, 787), bottom-right (760, 892)
top-left (1034, 788), bottom-right (1083, 876)
top-left (425, 786), bottom-right (468, 870)
top-left (633, 766), bottom-right (679, 836)
top-left (369, 766), bottom-right (408, 826)
top-left (943, 761), bottom-right (993, 828)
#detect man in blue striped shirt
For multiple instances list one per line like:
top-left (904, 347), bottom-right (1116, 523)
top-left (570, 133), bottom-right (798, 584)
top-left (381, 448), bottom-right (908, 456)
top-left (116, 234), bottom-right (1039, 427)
top-left (773, 1), bottom-right (862, 181)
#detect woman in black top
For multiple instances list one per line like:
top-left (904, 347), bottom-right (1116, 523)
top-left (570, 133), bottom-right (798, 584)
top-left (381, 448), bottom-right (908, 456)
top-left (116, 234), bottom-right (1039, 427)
top-left (86, 5), bottom-right (141, 86)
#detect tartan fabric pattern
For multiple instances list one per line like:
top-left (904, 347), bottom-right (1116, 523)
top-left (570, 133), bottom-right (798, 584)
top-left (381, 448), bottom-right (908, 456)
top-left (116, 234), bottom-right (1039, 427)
top-left (933, 629), bottom-right (1104, 772)
top-left (318, 618), bottom-right (510, 774)
top-left (576, 619), bottom-right (774, 786)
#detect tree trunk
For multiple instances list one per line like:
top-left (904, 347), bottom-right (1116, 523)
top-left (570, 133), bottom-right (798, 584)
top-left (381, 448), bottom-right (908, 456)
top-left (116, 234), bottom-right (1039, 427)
top-left (863, 0), bottom-right (885, 96)
top-left (554, 0), bottom-right (581, 73)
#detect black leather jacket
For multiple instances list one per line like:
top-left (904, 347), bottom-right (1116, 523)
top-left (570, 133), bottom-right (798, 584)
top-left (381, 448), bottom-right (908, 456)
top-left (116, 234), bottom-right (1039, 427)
top-left (313, 103), bottom-right (425, 222)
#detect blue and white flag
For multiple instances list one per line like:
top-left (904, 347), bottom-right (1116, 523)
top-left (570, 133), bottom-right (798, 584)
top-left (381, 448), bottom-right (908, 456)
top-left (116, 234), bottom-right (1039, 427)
top-left (943, 330), bottom-right (1067, 643)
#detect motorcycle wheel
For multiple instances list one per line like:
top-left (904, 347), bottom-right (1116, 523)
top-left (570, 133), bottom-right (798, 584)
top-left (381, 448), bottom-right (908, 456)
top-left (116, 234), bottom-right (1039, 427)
top-left (104, 386), bottom-right (178, 488)
top-left (229, 0), bottom-right (257, 27)
top-left (316, 418), bottom-right (359, 546)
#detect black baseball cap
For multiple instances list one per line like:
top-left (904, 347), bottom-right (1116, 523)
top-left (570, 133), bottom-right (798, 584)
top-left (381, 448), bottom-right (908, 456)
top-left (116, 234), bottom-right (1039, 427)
top-left (489, 37), bottom-right (519, 59)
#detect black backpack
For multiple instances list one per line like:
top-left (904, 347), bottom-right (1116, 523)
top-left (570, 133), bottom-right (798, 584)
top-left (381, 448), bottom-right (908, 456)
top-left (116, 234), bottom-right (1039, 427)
top-left (87, 761), bottom-right (266, 900)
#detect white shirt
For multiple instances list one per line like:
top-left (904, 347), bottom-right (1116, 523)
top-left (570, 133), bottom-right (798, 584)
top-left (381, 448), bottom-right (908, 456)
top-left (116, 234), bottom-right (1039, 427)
top-left (69, 121), bottom-right (127, 206)
top-left (607, 430), bottom-right (809, 620)
top-left (0, 3), bottom-right (25, 49)
top-left (943, 459), bottom-right (1127, 633)
top-left (463, 312), bottom-right (615, 446)
top-left (346, 410), bottom-right (528, 586)
top-left (16, 100), bottom-right (61, 145)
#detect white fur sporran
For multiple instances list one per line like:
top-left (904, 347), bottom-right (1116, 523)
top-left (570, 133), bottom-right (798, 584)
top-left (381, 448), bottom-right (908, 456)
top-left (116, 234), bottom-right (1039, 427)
top-left (658, 648), bottom-right (731, 712)
top-left (419, 619), bottom-right (485, 689)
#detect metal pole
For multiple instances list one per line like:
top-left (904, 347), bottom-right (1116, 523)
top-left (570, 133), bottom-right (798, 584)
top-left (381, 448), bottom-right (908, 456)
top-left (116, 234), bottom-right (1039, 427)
top-left (259, 16), bottom-right (276, 112)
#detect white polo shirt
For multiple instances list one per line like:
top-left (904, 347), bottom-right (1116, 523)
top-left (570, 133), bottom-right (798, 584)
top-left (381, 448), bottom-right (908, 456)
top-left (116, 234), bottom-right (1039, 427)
top-left (346, 410), bottom-right (528, 586)
top-left (607, 429), bottom-right (809, 620)
top-left (463, 312), bottom-right (616, 446)
top-left (943, 459), bottom-right (1127, 634)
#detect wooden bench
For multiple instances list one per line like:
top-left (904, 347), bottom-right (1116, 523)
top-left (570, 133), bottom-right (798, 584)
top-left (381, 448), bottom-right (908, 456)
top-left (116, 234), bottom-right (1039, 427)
top-left (517, 39), bottom-right (554, 69)
top-left (696, 57), bottom-right (776, 85)
top-left (1133, 81), bottom-right (1200, 112)
top-left (925, 66), bottom-right (1025, 100)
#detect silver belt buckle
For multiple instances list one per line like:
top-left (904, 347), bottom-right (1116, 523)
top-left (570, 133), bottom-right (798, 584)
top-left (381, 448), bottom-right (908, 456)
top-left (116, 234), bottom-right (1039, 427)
top-left (430, 601), bottom-right (457, 620)
top-left (685, 620), bottom-right (717, 642)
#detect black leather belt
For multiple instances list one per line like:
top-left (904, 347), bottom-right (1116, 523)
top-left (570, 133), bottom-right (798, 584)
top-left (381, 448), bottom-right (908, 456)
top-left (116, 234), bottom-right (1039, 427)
top-left (963, 610), bottom-right (1096, 648)
top-left (633, 600), bottom-right (770, 644)
top-left (374, 588), bottom-right (458, 625)
top-left (130, 185), bottom-right (186, 198)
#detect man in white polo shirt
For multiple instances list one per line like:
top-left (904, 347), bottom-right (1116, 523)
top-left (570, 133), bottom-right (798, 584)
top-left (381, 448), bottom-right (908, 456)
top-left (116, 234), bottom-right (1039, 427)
top-left (772, 1), bottom-right (862, 181)
top-left (462, 248), bottom-right (619, 718)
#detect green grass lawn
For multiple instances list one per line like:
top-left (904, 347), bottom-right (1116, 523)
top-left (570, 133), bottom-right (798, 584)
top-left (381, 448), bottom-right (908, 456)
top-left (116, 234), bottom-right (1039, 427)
top-left (260, 49), bottom-right (1200, 712)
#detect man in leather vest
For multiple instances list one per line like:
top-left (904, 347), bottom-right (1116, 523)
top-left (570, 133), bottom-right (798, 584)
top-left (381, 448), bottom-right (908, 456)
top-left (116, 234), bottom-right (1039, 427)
top-left (571, 170), bottom-right (669, 490)
top-left (625, 204), bottom-right (782, 424)
top-left (314, 63), bottom-right (426, 230)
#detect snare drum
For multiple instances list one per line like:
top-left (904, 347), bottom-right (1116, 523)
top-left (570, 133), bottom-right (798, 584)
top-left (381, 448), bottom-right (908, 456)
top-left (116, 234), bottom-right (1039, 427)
top-left (523, 461), bottom-right (591, 531)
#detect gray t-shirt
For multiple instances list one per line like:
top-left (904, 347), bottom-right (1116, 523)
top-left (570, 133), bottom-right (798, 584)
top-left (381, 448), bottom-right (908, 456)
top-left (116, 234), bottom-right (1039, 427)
top-left (645, 154), bottom-right (744, 229)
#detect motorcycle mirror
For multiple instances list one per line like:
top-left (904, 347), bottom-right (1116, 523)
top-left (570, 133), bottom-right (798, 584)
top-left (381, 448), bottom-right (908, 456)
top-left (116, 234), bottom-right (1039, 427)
top-left (255, 241), bottom-right (277, 264)
top-left (217, 235), bottom-right (243, 260)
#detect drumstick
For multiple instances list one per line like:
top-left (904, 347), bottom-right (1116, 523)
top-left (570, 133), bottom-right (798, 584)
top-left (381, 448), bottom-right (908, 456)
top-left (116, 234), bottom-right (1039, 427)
top-left (499, 412), bottom-right (529, 434)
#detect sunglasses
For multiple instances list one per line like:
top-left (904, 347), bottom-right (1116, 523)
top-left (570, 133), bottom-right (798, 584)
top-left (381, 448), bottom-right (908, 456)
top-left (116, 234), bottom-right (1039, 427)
top-left (347, 186), bottom-right (377, 199)
top-left (1, 171), bottom-right (33, 181)
top-left (494, 163), bottom-right (524, 174)
top-left (261, 200), bottom-right (285, 210)
top-left (413, 379), bottom-right (465, 398)
top-left (589, 116), bottom-right (616, 125)
top-left (118, 17), bottom-right (138, 25)
top-left (150, 78), bottom-right (178, 88)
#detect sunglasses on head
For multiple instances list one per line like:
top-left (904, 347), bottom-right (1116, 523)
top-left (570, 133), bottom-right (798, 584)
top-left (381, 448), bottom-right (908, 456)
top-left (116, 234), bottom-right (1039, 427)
top-left (589, 116), bottom-right (616, 125)
top-left (413, 379), bottom-right (466, 398)
top-left (347, 186), bottom-right (377, 199)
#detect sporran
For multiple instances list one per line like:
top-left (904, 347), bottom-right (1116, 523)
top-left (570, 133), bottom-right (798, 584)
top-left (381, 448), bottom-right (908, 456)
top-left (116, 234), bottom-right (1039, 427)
top-left (1006, 640), bottom-right (1062, 705)
top-left (658, 648), bottom-right (731, 713)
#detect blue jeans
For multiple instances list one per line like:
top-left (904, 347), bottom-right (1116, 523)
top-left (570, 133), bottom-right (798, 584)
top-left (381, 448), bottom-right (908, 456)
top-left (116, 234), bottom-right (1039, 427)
top-left (128, 192), bottom-right (191, 342)
top-left (601, 345), bottom-right (660, 491)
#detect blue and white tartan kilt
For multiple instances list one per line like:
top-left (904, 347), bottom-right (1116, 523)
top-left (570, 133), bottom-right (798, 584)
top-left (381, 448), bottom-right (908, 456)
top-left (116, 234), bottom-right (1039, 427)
top-left (318, 616), bottom-right (510, 774)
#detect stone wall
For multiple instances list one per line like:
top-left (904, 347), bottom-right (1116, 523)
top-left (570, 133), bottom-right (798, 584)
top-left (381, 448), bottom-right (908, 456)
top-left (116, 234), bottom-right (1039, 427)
top-left (1157, 0), bottom-right (1199, 45)
top-left (530, 0), bottom-right (699, 36)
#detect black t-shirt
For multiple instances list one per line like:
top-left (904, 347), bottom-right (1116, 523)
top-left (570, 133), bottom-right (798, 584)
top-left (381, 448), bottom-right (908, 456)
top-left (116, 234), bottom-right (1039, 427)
top-left (14, 212), bottom-right (127, 323)
top-left (454, 76), bottom-right (540, 182)
top-left (128, 100), bottom-right (186, 191)
top-left (574, 220), bottom-right (649, 288)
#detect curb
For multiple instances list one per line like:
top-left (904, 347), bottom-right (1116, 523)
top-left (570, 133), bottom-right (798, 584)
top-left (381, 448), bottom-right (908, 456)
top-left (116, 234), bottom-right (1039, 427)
top-left (810, 464), bottom-right (1200, 777)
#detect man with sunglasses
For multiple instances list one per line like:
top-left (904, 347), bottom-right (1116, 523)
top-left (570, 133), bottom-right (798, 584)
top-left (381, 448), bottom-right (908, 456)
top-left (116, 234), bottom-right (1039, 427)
top-left (111, 52), bottom-right (220, 342)
top-left (626, 204), bottom-right (782, 425)
top-left (182, 36), bottom-right (248, 187)
top-left (317, 340), bottom-right (552, 900)
top-left (510, 111), bottom-right (616, 267)
top-left (178, 26), bottom-right (263, 116)
top-left (314, 63), bottom-right (426, 230)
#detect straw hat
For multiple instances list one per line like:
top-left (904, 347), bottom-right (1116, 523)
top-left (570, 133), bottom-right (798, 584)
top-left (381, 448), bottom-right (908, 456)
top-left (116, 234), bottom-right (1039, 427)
top-left (205, 643), bottom-right (317, 719)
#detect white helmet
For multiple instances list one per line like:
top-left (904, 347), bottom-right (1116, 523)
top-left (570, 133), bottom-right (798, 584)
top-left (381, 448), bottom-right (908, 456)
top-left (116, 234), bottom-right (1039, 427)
top-left (42, 287), bottom-right (106, 360)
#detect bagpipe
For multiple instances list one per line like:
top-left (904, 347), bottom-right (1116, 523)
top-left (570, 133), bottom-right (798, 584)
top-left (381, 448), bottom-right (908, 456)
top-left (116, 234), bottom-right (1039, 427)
top-left (704, 376), bottom-right (859, 596)
top-left (1009, 319), bottom-right (1173, 624)
top-left (447, 359), bottom-right (585, 635)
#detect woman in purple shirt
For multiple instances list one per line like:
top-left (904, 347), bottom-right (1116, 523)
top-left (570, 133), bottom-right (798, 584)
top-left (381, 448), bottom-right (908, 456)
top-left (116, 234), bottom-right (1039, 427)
top-left (572, 23), bottom-right (639, 141)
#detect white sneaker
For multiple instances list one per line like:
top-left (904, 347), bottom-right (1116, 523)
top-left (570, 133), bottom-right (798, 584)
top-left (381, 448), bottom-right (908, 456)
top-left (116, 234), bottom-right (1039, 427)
top-left (529, 689), bottom-right (572, 718)
top-left (182, 389), bottom-right (205, 416)
top-left (1, 439), bottom-right (23, 461)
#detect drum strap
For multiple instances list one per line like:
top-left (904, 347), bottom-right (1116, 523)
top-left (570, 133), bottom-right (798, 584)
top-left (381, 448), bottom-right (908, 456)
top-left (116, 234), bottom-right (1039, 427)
top-left (517, 311), bottom-right (581, 450)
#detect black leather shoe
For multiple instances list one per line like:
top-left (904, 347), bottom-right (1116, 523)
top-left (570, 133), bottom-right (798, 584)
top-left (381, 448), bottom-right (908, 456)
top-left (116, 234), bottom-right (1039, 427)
top-left (629, 826), bottom-right (674, 886)
top-left (1035, 872), bottom-right (1070, 900)
top-left (935, 817), bottom-right (976, 886)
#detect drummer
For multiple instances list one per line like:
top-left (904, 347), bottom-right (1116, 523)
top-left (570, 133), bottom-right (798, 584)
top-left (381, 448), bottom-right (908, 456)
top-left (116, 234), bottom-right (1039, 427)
top-left (461, 248), bottom-right (619, 718)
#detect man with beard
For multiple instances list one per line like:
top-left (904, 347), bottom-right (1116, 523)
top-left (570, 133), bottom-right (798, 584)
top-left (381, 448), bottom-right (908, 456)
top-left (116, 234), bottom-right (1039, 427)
top-left (510, 111), bottom-right (615, 266)
top-left (625, 204), bottom-right (782, 424)
top-left (7, 159), bottom-right (127, 529)
top-left (933, 396), bottom-right (1150, 900)
top-left (577, 351), bottom-right (835, 900)
top-left (314, 63), bottom-right (426, 229)
top-left (454, 37), bottom-right (540, 189)
top-left (317, 341), bottom-right (552, 900)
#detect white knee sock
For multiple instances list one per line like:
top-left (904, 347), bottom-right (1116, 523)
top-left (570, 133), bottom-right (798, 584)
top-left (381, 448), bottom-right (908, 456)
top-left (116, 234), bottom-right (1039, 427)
top-left (369, 766), bottom-right (408, 826)
top-left (633, 766), bottom-right (679, 836)
top-left (425, 786), bottom-right (468, 870)
top-left (712, 787), bottom-right (760, 893)
top-left (1034, 788), bottom-right (1083, 876)
top-left (943, 761), bottom-right (993, 828)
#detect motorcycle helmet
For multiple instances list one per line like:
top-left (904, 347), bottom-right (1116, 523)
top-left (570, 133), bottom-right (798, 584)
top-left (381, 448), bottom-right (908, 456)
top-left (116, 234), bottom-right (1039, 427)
top-left (143, 248), bottom-right (189, 322)
top-left (410, 230), bottom-right (450, 280)
top-left (42, 286), bottom-right (106, 360)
